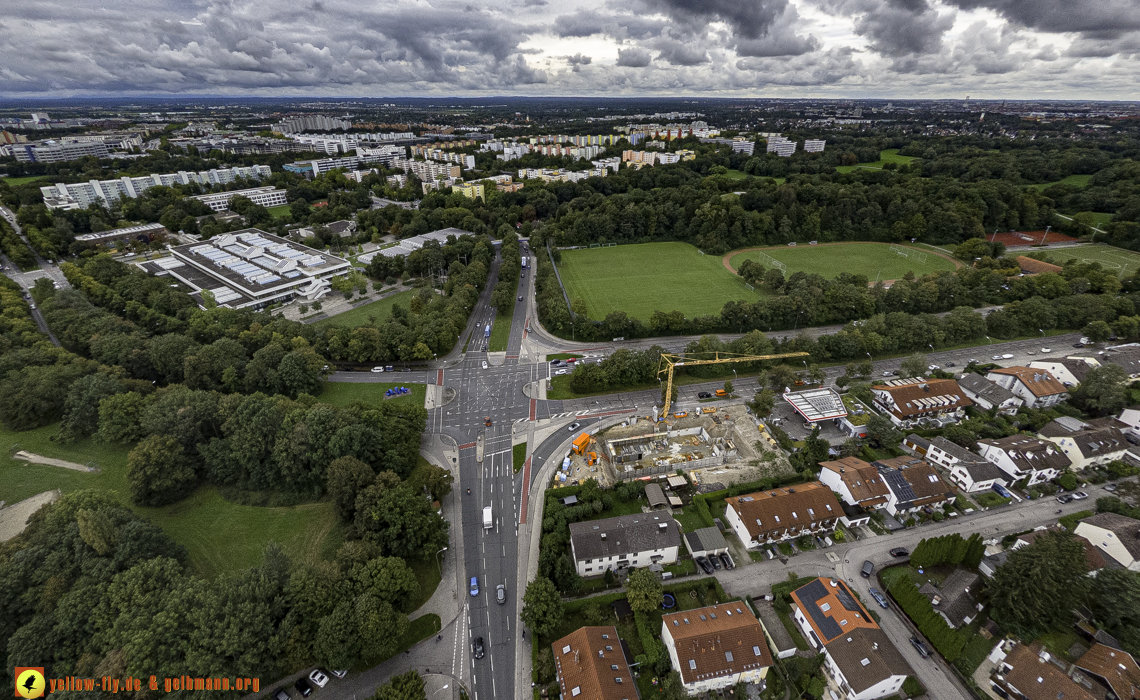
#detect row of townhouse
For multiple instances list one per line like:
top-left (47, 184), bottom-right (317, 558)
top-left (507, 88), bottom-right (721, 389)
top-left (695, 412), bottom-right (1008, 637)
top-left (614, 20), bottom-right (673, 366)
top-left (817, 455), bottom-right (956, 523)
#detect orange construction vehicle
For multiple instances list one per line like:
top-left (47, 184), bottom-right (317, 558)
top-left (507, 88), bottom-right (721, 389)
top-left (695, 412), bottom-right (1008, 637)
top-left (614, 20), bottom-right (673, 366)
top-left (571, 432), bottom-right (590, 454)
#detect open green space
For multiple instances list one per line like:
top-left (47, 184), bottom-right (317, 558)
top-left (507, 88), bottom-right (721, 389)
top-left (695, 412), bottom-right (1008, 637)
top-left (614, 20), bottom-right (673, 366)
top-left (267, 204), bottom-right (292, 219)
top-left (728, 242), bottom-right (957, 282)
top-left (836, 149), bottom-right (916, 174)
top-left (1029, 174), bottom-right (1092, 190)
top-left (1035, 244), bottom-right (1140, 278)
top-left (558, 242), bottom-right (759, 321)
top-left (1, 176), bottom-right (48, 186)
top-left (353, 613), bottom-right (441, 672)
top-left (545, 352), bottom-right (583, 362)
top-left (314, 288), bottom-right (416, 328)
top-left (513, 442), bottom-right (527, 473)
top-left (488, 308), bottom-right (513, 352)
top-left (721, 169), bottom-right (748, 180)
top-left (319, 380), bottom-right (426, 408)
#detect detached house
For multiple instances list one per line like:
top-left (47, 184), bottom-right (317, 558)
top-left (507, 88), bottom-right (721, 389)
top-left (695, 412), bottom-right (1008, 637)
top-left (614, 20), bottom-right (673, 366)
top-left (1029, 358), bottom-right (1093, 388)
top-left (870, 378), bottom-right (971, 427)
top-left (956, 373), bottom-right (1024, 415)
top-left (1039, 417), bottom-right (1130, 470)
top-left (921, 436), bottom-right (1007, 492)
top-left (661, 603), bottom-right (773, 695)
top-left (990, 641), bottom-right (1102, 700)
top-left (818, 457), bottom-right (891, 510)
top-left (568, 513), bottom-right (680, 577)
top-left (552, 626), bottom-right (636, 700)
top-left (724, 482), bottom-right (842, 549)
top-left (873, 456), bottom-right (956, 517)
top-left (1075, 513), bottom-right (1140, 571)
top-left (977, 435), bottom-right (1072, 487)
top-left (986, 367), bottom-right (1069, 409)
top-left (790, 578), bottom-right (914, 700)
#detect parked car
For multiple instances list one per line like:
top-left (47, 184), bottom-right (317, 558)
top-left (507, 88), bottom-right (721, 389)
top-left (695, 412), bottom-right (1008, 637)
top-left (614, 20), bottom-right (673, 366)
top-left (1071, 491), bottom-right (1089, 500)
top-left (991, 355), bottom-right (1002, 360)
top-left (473, 637), bottom-right (485, 659)
top-left (945, 361), bottom-right (956, 367)
top-left (496, 584), bottom-right (506, 604)
top-left (910, 637), bottom-right (931, 658)
top-left (883, 371), bottom-right (893, 377)
top-left (568, 422), bottom-right (581, 431)
top-left (861, 560), bottom-right (875, 578)
top-left (1002, 353), bottom-right (1014, 359)
top-left (698, 391), bottom-right (712, 399)
top-left (719, 553), bottom-right (735, 570)
top-left (928, 364), bottom-right (940, 371)
top-left (470, 576), bottom-right (479, 597)
top-left (518, 295), bottom-right (523, 301)
top-left (695, 556), bottom-right (713, 574)
top-left (294, 678), bottom-right (312, 697)
top-left (1074, 343), bottom-right (1085, 348)
top-left (482, 360), bottom-right (489, 369)
top-left (555, 369), bottom-right (568, 375)
top-left (330, 670), bottom-right (348, 679)
top-left (709, 554), bottom-right (722, 570)
top-left (1105, 483), bottom-right (1118, 492)
top-left (869, 587), bottom-right (889, 609)
top-left (889, 547), bottom-right (909, 558)
top-left (1056, 494), bottom-right (1074, 504)
top-left (273, 690), bottom-right (290, 700)
top-left (1041, 348), bottom-right (1051, 353)
top-left (371, 366), bottom-right (384, 373)
top-left (308, 670), bottom-right (329, 688)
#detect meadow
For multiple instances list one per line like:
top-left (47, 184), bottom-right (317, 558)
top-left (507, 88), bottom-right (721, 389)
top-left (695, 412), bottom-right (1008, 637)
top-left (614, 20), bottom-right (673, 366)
top-left (728, 242), bottom-right (958, 282)
top-left (835, 148), bottom-right (917, 174)
top-left (557, 242), bottom-right (759, 321)
top-left (314, 288), bottom-right (416, 327)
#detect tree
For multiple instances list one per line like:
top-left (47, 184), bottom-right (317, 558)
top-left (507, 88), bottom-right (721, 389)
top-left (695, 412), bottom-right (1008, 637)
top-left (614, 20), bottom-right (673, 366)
top-left (865, 414), bottom-right (902, 450)
top-left (56, 372), bottom-right (124, 443)
top-left (327, 456), bottom-right (376, 521)
top-left (520, 576), bottom-right (564, 637)
top-left (126, 434), bottom-right (197, 506)
top-left (723, 379), bottom-right (733, 394)
top-left (989, 531), bottom-right (1091, 639)
top-left (1072, 364), bottom-right (1129, 416)
top-left (749, 389), bottom-right (776, 418)
top-left (315, 600), bottom-right (363, 670)
top-left (898, 353), bottom-right (928, 378)
top-left (1083, 320), bottom-right (1113, 343)
top-left (1090, 568), bottom-right (1140, 655)
top-left (356, 593), bottom-right (408, 660)
top-left (370, 670), bottom-right (426, 700)
top-left (626, 568), bottom-right (663, 615)
top-left (354, 481), bottom-right (449, 559)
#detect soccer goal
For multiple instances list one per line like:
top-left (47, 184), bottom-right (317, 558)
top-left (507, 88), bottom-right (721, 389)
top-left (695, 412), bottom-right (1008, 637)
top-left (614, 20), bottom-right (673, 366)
top-left (752, 250), bottom-right (787, 273)
top-left (890, 244), bottom-right (927, 264)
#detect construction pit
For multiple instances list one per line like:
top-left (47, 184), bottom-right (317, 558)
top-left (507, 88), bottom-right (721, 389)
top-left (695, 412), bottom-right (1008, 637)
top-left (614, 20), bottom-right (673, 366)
top-left (549, 401), bottom-right (792, 489)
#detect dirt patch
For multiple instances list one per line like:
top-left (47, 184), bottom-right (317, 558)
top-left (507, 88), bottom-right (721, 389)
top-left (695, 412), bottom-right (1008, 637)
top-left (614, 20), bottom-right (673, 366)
top-left (0, 490), bottom-right (60, 542)
top-left (13, 451), bottom-right (98, 472)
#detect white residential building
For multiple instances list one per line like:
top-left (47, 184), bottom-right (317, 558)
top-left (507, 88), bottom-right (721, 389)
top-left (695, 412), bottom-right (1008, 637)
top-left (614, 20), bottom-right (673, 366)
top-left (804, 139), bottom-right (827, 153)
top-left (986, 367), bottom-right (1069, 408)
top-left (976, 435), bottom-right (1071, 486)
top-left (40, 165), bottom-right (273, 209)
top-left (1075, 513), bottom-right (1140, 571)
top-left (1038, 417), bottom-right (1130, 470)
top-left (567, 512), bottom-right (680, 577)
top-left (766, 137), bottom-right (797, 157)
top-left (920, 436), bottom-right (1007, 493)
top-left (661, 603), bottom-right (772, 696)
top-left (956, 373), bottom-right (1023, 415)
top-left (191, 186), bottom-right (288, 212)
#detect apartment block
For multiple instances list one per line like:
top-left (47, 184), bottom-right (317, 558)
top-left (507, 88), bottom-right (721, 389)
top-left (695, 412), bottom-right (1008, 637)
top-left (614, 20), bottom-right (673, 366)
top-left (40, 165), bottom-right (272, 210)
top-left (191, 186), bottom-right (288, 212)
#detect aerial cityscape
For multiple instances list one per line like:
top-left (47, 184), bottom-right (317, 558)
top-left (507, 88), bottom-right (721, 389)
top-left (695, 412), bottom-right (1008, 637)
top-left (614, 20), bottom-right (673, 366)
top-left (1, 3), bottom-right (1140, 700)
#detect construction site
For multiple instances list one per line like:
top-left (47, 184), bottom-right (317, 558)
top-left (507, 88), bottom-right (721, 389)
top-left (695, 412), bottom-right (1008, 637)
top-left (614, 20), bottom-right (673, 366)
top-left (550, 402), bottom-right (793, 490)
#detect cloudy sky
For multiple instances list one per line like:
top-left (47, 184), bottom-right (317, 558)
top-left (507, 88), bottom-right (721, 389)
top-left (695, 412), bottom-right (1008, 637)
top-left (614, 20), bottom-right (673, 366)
top-left (1, 0), bottom-right (1138, 98)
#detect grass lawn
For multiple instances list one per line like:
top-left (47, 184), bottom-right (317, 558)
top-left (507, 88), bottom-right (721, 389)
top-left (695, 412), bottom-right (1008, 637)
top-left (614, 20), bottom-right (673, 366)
top-left (721, 169), bottom-right (748, 180)
top-left (513, 442), bottom-right (526, 474)
top-left (558, 242), bottom-right (759, 321)
top-left (728, 242), bottom-right (957, 282)
top-left (140, 488), bottom-right (343, 580)
top-left (1029, 174), bottom-right (1092, 190)
top-left (267, 204), bottom-right (292, 219)
top-left (1, 176), bottom-right (48, 186)
top-left (835, 149), bottom-right (916, 174)
top-left (314, 289), bottom-right (417, 328)
top-left (319, 381), bottom-right (426, 408)
top-left (545, 352), bottom-right (584, 362)
top-left (1036, 244), bottom-right (1140, 278)
top-left (488, 307), bottom-right (513, 352)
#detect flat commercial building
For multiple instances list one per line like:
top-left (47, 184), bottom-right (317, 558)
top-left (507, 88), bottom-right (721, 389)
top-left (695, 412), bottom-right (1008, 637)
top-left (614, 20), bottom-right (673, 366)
top-left (135, 228), bottom-right (349, 310)
top-left (75, 222), bottom-right (167, 245)
top-left (40, 165), bottom-right (272, 210)
top-left (192, 186), bottom-right (288, 212)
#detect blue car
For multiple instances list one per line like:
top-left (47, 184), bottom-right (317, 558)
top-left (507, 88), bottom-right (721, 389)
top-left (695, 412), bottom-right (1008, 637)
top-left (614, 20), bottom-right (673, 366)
top-left (470, 576), bottom-right (479, 597)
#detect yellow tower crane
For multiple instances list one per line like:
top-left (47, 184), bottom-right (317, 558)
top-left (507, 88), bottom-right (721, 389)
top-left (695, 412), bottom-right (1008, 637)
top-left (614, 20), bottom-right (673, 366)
top-left (657, 350), bottom-right (811, 419)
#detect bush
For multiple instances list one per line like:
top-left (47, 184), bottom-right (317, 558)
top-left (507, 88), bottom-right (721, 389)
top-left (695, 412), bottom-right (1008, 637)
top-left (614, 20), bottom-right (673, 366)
top-left (888, 578), bottom-right (965, 661)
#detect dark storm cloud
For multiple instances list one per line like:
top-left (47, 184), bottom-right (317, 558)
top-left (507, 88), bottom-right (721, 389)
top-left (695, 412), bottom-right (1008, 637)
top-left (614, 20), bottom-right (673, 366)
top-left (554, 11), bottom-right (607, 37)
top-left (644, 0), bottom-right (789, 40)
top-left (616, 47), bottom-right (653, 66)
top-left (945, 0), bottom-right (1140, 36)
top-left (820, 0), bottom-right (952, 57)
top-left (652, 38), bottom-right (710, 65)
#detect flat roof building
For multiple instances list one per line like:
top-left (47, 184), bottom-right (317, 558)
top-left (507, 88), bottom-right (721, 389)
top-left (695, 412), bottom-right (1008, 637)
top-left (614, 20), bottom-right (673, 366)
top-left (783, 387), bottom-right (847, 423)
top-left (192, 186), bottom-right (288, 212)
top-left (40, 165), bottom-right (272, 210)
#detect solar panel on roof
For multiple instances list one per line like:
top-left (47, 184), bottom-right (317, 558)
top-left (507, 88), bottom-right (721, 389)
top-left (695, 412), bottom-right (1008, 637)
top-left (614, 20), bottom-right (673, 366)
top-left (253, 255), bottom-right (279, 267)
top-left (210, 289), bottom-right (241, 304)
top-left (257, 275), bottom-right (281, 284)
top-left (300, 256), bottom-right (324, 267)
top-left (155, 258), bottom-right (184, 270)
top-left (280, 249), bottom-right (305, 259)
top-left (283, 271), bottom-right (301, 278)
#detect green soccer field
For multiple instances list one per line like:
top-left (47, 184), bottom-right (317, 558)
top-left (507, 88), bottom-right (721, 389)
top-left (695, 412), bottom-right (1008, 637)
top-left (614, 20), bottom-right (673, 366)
top-left (727, 242), bottom-right (958, 281)
top-left (1036, 244), bottom-right (1140, 277)
top-left (557, 242), bottom-right (760, 321)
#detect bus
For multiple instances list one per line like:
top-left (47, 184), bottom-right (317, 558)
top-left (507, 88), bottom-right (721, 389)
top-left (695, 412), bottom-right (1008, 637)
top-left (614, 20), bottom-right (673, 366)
top-left (484, 324), bottom-right (491, 338)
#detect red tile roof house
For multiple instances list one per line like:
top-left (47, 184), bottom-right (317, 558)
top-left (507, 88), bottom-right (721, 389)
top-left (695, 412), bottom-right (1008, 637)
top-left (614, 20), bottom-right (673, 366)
top-left (660, 603), bottom-right (774, 696)
top-left (724, 482), bottom-right (843, 549)
top-left (870, 378), bottom-right (972, 428)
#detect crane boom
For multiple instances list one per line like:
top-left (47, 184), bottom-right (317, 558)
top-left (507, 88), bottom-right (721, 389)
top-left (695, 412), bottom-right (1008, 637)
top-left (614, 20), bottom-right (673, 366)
top-left (656, 351), bottom-right (810, 419)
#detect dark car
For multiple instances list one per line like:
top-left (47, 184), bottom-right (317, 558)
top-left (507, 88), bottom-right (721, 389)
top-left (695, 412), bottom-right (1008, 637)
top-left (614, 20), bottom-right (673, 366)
top-left (889, 547), bottom-right (909, 558)
top-left (695, 556), bottom-right (713, 574)
top-left (719, 553), bottom-right (734, 570)
top-left (273, 690), bottom-right (290, 700)
top-left (709, 554), bottom-right (722, 570)
top-left (1074, 343), bottom-right (1085, 348)
top-left (860, 560), bottom-right (874, 578)
top-left (910, 636), bottom-right (931, 658)
top-left (869, 587), bottom-right (889, 609)
top-left (698, 391), bottom-right (712, 399)
top-left (1057, 494), bottom-right (1074, 504)
top-left (473, 637), bottom-right (485, 659)
top-left (294, 678), bottom-right (312, 697)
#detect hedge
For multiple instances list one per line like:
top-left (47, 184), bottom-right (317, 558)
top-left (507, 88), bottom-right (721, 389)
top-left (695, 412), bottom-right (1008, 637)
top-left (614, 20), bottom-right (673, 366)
top-left (909, 533), bottom-right (985, 569)
top-left (887, 578), bottom-right (965, 661)
top-left (693, 473), bottom-right (809, 527)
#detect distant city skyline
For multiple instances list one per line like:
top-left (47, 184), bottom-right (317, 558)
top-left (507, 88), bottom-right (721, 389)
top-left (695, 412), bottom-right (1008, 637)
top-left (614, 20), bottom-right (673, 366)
top-left (2, 0), bottom-right (1138, 99)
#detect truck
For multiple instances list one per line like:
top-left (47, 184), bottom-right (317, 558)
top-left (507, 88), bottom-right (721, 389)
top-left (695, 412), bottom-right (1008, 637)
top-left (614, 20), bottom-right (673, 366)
top-left (483, 506), bottom-right (493, 530)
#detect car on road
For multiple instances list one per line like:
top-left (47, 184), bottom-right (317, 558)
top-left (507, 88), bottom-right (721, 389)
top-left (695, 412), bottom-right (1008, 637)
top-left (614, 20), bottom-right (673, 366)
top-left (1105, 483), bottom-right (1118, 492)
top-left (883, 371), bottom-right (893, 377)
top-left (385, 365), bottom-right (394, 372)
top-left (1071, 491), bottom-right (1089, 500)
top-left (555, 369), bottom-right (568, 375)
top-left (1080, 337), bottom-right (1091, 345)
top-left (496, 584), bottom-right (506, 604)
top-left (861, 560), bottom-right (874, 578)
top-left (869, 587), bottom-right (889, 609)
top-left (551, 359), bottom-right (564, 366)
top-left (1074, 343), bottom-right (1085, 348)
top-left (1002, 353), bottom-right (1014, 359)
top-left (928, 364), bottom-right (940, 371)
top-left (568, 422), bottom-right (581, 431)
top-left (1042, 348), bottom-right (1051, 353)
top-left (945, 361), bottom-right (956, 367)
top-left (308, 670), bottom-right (328, 688)
top-left (698, 391), bottom-right (712, 399)
top-left (889, 547), bottom-right (909, 557)
top-left (472, 637), bottom-right (485, 659)
top-left (910, 636), bottom-right (931, 658)
top-left (371, 366), bottom-right (384, 373)
top-left (470, 576), bottom-right (479, 597)
top-left (719, 553), bottom-right (734, 570)
top-left (992, 355), bottom-right (1002, 360)
top-left (481, 360), bottom-right (488, 369)
top-left (273, 690), bottom-right (290, 700)
top-left (967, 358), bottom-right (978, 365)
top-left (696, 556), bottom-right (713, 574)
top-left (28, 303), bottom-right (35, 310)
top-left (1057, 494), bottom-right (1074, 504)
top-left (330, 670), bottom-right (348, 679)
top-left (518, 295), bottom-right (523, 301)
top-left (294, 678), bottom-right (312, 697)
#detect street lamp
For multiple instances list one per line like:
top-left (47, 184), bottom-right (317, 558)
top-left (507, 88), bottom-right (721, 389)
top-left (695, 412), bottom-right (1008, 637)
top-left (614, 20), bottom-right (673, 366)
top-left (435, 547), bottom-right (448, 577)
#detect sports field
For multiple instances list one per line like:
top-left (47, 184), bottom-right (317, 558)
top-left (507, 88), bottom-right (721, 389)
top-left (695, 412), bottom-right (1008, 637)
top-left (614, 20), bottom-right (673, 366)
top-left (835, 149), bottom-right (916, 174)
top-left (558, 242), bottom-right (759, 321)
top-left (727, 242), bottom-right (958, 282)
top-left (1035, 244), bottom-right (1140, 278)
